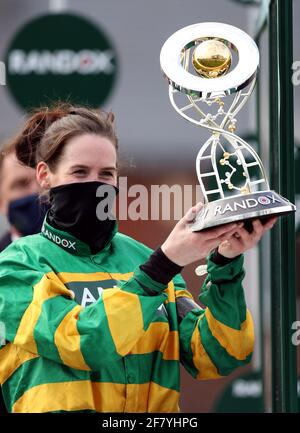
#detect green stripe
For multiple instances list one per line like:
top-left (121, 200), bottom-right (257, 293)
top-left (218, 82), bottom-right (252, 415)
top-left (151, 315), bottom-right (169, 324)
top-left (139, 295), bottom-right (170, 332)
top-left (0, 272), bottom-right (41, 342)
top-left (122, 352), bottom-right (180, 392)
top-left (206, 251), bottom-right (244, 283)
top-left (148, 302), bottom-right (179, 330)
top-left (34, 296), bottom-right (75, 364)
top-left (131, 266), bottom-right (168, 294)
top-left (1, 385), bottom-right (10, 412)
top-left (200, 315), bottom-right (252, 376)
top-left (199, 278), bottom-right (247, 329)
top-left (90, 360), bottom-right (126, 383)
top-left (165, 302), bottom-right (178, 331)
top-left (178, 310), bottom-right (202, 379)
top-left (91, 352), bottom-right (179, 392)
top-left (77, 299), bottom-right (121, 369)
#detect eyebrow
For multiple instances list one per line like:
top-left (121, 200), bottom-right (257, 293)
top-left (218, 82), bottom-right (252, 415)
top-left (10, 176), bottom-right (31, 189)
top-left (70, 164), bottom-right (117, 171)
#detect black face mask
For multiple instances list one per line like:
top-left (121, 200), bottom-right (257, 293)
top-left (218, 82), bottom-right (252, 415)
top-left (47, 181), bottom-right (119, 254)
top-left (8, 193), bottom-right (50, 237)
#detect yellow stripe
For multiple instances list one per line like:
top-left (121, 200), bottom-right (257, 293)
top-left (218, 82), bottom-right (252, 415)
top-left (161, 330), bottom-right (179, 361)
top-left (161, 280), bottom-right (194, 305)
top-left (102, 288), bottom-right (144, 356)
top-left (191, 316), bottom-right (222, 380)
top-left (54, 305), bottom-right (91, 371)
top-left (164, 280), bottom-right (175, 303)
top-left (12, 381), bottom-right (179, 413)
top-left (147, 382), bottom-right (180, 413)
top-left (57, 272), bottom-right (133, 284)
top-left (163, 281), bottom-right (194, 310)
top-left (124, 382), bottom-right (180, 413)
top-left (0, 344), bottom-right (38, 384)
top-left (129, 322), bottom-right (179, 360)
top-left (13, 272), bottom-right (71, 354)
top-left (174, 289), bottom-right (194, 300)
top-left (205, 308), bottom-right (254, 360)
top-left (12, 381), bottom-right (126, 413)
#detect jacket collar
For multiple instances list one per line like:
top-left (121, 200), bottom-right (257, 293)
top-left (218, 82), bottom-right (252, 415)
top-left (40, 212), bottom-right (118, 257)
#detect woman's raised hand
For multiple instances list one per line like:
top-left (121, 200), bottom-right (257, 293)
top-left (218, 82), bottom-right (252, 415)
top-left (161, 202), bottom-right (277, 266)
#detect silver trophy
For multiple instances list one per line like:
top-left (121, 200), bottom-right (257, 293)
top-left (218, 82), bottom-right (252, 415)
top-left (160, 22), bottom-right (296, 231)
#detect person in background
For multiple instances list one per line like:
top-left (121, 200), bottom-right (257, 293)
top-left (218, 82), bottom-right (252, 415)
top-left (0, 140), bottom-right (49, 251)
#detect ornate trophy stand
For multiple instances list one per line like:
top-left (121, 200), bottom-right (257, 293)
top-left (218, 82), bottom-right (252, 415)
top-left (160, 22), bottom-right (296, 231)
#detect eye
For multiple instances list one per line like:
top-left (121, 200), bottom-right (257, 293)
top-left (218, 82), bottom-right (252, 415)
top-left (73, 169), bottom-right (87, 176)
top-left (101, 171), bottom-right (114, 177)
top-left (11, 178), bottom-right (31, 191)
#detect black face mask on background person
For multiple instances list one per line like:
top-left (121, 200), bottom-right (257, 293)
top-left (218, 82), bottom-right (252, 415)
top-left (47, 181), bottom-right (119, 254)
top-left (8, 193), bottom-right (50, 237)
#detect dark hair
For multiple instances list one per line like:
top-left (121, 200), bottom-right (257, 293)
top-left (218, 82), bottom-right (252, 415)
top-left (13, 102), bottom-right (118, 171)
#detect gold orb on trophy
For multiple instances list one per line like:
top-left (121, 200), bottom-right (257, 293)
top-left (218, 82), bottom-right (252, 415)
top-left (192, 39), bottom-right (232, 78)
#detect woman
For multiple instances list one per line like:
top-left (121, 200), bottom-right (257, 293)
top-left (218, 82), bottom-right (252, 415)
top-left (0, 103), bottom-right (276, 413)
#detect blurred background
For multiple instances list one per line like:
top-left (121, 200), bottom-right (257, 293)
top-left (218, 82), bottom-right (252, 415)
top-left (0, 0), bottom-right (299, 413)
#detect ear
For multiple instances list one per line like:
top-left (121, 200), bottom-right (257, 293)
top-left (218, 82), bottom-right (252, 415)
top-left (0, 193), bottom-right (5, 214)
top-left (0, 180), bottom-right (7, 215)
top-left (36, 162), bottom-right (51, 189)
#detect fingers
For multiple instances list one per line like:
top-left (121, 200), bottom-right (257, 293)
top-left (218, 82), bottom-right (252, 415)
top-left (205, 238), bottom-right (223, 252)
top-left (203, 222), bottom-right (243, 241)
top-left (206, 217), bottom-right (278, 256)
top-left (262, 217), bottom-right (277, 231)
top-left (183, 211), bottom-right (278, 255)
top-left (231, 217), bottom-right (277, 246)
top-left (235, 226), bottom-right (255, 240)
top-left (219, 225), bottom-right (244, 242)
top-left (252, 219), bottom-right (264, 235)
top-left (198, 224), bottom-right (242, 251)
top-left (252, 217), bottom-right (277, 236)
top-left (220, 236), bottom-right (240, 250)
top-left (183, 202), bottom-right (204, 223)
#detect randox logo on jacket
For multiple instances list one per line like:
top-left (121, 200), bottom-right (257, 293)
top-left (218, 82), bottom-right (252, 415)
top-left (41, 224), bottom-right (77, 252)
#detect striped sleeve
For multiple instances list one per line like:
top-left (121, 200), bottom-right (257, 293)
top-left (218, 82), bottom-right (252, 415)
top-left (174, 253), bottom-right (254, 380)
top-left (0, 244), bottom-right (167, 372)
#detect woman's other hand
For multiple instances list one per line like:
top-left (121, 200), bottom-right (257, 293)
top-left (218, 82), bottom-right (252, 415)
top-left (218, 217), bottom-right (278, 259)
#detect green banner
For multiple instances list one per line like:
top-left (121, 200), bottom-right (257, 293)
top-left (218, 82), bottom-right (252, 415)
top-left (4, 13), bottom-right (118, 109)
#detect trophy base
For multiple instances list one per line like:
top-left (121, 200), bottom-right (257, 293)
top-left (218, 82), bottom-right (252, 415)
top-left (189, 190), bottom-right (296, 232)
